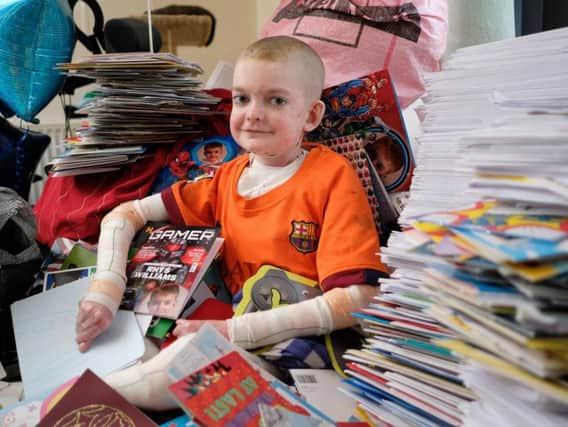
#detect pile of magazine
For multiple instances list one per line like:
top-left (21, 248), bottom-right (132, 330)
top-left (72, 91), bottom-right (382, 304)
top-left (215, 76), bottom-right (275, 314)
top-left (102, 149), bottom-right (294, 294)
top-left (341, 234), bottom-right (477, 426)
top-left (341, 27), bottom-right (568, 426)
top-left (50, 52), bottom-right (221, 176)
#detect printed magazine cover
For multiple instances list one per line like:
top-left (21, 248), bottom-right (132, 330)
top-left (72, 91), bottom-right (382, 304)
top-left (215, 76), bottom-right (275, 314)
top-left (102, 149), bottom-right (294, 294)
top-left (127, 223), bottom-right (223, 319)
top-left (168, 351), bottom-right (307, 427)
top-left (307, 69), bottom-right (414, 194)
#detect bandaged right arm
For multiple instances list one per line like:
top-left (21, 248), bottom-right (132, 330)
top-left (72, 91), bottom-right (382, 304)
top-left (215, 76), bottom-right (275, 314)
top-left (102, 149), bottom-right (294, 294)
top-left (82, 194), bottom-right (169, 315)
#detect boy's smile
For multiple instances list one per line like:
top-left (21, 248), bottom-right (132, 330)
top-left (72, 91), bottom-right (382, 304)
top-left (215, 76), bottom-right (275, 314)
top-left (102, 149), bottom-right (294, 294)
top-left (230, 58), bottom-right (324, 166)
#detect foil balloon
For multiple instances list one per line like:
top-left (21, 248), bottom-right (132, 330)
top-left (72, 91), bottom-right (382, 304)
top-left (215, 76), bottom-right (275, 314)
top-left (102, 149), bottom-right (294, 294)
top-left (0, 0), bottom-right (75, 123)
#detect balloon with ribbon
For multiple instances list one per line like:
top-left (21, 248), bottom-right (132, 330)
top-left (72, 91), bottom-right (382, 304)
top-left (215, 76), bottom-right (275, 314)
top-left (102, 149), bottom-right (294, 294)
top-left (0, 0), bottom-right (75, 123)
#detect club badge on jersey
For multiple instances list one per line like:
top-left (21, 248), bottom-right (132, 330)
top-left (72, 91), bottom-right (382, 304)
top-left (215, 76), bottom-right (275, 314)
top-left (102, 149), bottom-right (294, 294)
top-left (289, 220), bottom-right (319, 254)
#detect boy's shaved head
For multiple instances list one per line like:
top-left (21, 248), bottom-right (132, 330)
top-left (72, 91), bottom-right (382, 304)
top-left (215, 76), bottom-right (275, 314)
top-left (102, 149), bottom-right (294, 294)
top-left (238, 36), bottom-right (325, 103)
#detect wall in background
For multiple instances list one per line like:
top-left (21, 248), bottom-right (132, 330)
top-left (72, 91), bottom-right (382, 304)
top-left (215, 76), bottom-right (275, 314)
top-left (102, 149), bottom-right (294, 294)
top-left (446, 0), bottom-right (516, 58)
top-left (36, 0), bottom-right (516, 125)
top-left (256, 0), bottom-right (279, 34)
top-left (37, 0), bottom-right (259, 124)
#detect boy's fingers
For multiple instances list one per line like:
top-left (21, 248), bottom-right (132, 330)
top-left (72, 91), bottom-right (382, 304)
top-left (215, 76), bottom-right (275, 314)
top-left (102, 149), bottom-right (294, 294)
top-left (76, 308), bottom-right (104, 334)
top-left (216, 321), bottom-right (229, 339)
top-left (172, 324), bottom-right (187, 337)
top-left (76, 303), bottom-right (112, 333)
top-left (76, 301), bottom-right (97, 326)
top-left (78, 340), bottom-right (92, 353)
top-left (173, 320), bottom-right (198, 337)
top-left (75, 301), bottom-right (113, 352)
top-left (75, 323), bottom-right (101, 344)
top-left (175, 319), bottom-right (190, 326)
top-left (77, 313), bottom-right (97, 331)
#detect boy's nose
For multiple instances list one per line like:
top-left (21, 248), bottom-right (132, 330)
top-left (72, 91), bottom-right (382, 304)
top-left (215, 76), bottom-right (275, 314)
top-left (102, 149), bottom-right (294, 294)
top-left (245, 101), bottom-right (264, 121)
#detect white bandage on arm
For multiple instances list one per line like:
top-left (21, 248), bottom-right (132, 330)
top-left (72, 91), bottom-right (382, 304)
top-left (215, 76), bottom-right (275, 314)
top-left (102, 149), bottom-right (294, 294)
top-left (105, 333), bottom-right (193, 410)
top-left (83, 194), bottom-right (169, 315)
top-left (228, 284), bottom-right (378, 349)
top-left (324, 284), bottom-right (378, 329)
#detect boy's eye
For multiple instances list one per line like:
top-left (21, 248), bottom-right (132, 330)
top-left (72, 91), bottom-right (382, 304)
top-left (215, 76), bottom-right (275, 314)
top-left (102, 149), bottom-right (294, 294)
top-left (232, 95), bottom-right (248, 104)
top-left (270, 97), bottom-right (287, 106)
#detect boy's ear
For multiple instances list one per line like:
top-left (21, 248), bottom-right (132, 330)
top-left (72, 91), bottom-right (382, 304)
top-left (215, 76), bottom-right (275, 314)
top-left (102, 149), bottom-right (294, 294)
top-left (303, 100), bottom-right (326, 132)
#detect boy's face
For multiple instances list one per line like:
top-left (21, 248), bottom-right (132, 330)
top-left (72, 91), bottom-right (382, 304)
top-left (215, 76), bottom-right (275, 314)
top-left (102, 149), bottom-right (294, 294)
top-left (375, 146), bottom-right (396, 178)
top-left (148, 293), bottom-right (177, 316)
top-left (204, 146), bottom-right (222, 163)
top-left (230, 58), bottom-right (323, 166)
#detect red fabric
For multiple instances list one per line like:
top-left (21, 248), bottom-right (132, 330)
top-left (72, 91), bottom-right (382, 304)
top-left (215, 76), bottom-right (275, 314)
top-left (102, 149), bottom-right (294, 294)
top-left (34, 92), bottom-right (231, 249)
top-left (200, 89), bottom-right (232, 136)
top-left (187, 298), bottom-right (234, 321)
top-left (34, 140), bottom-right (186, 247)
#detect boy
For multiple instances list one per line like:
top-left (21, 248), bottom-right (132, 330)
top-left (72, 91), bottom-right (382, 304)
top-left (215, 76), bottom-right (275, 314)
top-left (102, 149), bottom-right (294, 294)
top-left (75, 35), bottom-right (388, 409)
top-left (202, 141), bottom-right (224, 165)
top-left (366, 133), bottom-right (405, 185)
top-left (199, 141), bottom-right (225, 177)
top-left (146, 283), bottom-right (180, 317)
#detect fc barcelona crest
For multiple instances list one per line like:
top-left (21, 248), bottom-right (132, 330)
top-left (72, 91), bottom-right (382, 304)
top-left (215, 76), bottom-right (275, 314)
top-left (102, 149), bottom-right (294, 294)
top-left (289, 220), bottom-right (319, 254)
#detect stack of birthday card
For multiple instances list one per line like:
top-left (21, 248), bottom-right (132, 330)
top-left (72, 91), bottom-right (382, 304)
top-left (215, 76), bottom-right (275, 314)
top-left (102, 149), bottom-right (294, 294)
top-left (50, 53), bottom-right (222, 176)
top-left (342, 27), bottom-right (568, 427)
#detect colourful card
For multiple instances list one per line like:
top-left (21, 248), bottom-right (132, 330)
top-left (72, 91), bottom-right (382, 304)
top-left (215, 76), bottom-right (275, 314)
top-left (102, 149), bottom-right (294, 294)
top-left (168, 351), bottom-right (307, 426)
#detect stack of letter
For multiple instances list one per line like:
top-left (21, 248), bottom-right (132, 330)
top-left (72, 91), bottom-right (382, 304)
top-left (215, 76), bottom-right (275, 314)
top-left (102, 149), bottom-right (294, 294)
top-left (342, 27), bottom-right (568, 427)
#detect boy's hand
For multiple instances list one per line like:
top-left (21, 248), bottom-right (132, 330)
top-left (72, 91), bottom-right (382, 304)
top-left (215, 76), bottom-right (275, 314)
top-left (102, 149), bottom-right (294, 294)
top-left (173, 319), bottom-right (229, 340)
top-left (75, 300), bottom-right (113, 353)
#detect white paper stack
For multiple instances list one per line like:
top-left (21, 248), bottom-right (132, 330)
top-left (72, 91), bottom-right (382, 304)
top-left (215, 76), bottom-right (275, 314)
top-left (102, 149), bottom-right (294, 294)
top-left (400, 27), bottom-right (568, 224)
top-left (341, 27), bottom-right (568, 426)
top-left (340, 228), bottom-right (476, 426)
top-left (51, 52), bottom-right (222, 176)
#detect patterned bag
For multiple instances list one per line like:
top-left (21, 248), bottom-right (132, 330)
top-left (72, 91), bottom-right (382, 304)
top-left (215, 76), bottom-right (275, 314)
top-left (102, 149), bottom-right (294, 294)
top-left (261, 0), bottom-right (448, 108)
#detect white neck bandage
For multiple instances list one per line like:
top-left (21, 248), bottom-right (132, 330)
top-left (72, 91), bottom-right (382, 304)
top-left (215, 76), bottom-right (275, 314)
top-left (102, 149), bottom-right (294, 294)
top-left (237, 149), bottom-right (306, 199)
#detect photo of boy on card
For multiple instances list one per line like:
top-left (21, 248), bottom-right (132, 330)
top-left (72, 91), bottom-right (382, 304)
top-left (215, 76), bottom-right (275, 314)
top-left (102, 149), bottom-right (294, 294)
top-left (200, 142), bottom-right (225, 166)
top-left (363, 130), bottom-right (409, 190)
top-left (135, 281), bottom-right (188, 319)
top-left (189, 136), bottom-right (241, 180)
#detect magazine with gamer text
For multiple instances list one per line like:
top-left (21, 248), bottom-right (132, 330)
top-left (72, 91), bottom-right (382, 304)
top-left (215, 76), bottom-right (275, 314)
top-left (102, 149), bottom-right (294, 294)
top-left (127, 223), bottom-right (223, 319)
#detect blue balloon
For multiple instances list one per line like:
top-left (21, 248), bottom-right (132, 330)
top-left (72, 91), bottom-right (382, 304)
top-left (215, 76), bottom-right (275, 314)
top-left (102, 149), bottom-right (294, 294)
top-left (0, 0), bottom-right (75, 123)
